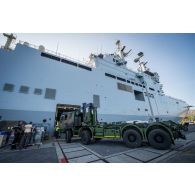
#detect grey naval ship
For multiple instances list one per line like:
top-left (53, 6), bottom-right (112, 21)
top-left (0, 34), bottom-right (189, 132)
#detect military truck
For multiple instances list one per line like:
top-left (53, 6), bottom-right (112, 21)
top-left (59, 103), bottom-right (186, 150)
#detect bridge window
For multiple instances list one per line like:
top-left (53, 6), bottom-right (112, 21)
top-left (149, 87), bottom-right (155, 91)
top-left (78, 64), bottom-right (92, 71)
top-left (61, 58), bottom-right (77, 67)
top-left (105, 73), bottom-right (116, 79)
top-left (117, 77), bottom-right (126, 82)
top-left (41, 52), bottom-right (61, 61)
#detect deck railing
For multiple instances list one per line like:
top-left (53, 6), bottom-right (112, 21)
top-left (18, 40), bottom-right (92, 67)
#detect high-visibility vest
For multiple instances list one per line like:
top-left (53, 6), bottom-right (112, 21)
top-left (55, 127), bottom-right (60, 132)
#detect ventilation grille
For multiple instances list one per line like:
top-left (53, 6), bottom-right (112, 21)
top-left (3, 83), bottom-right (14, 92)
top-left (117, 83), bottom-right (133, 93)
top-left (34, 88), bottom-right (42, 95)
top-left (45, 88), bottom-right (56, 100)
top-left (19, 86), bottom-right (29, 94)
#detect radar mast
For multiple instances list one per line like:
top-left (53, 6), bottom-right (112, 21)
top-left (115, 40), bottom-right (131, 60)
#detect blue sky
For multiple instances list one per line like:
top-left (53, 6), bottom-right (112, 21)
top-left (1, 33), bottom-right (195, 107)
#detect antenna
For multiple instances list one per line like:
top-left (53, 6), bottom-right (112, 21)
top-left (123, 49), bottom-right (132, 57)
top-left (184, 105), bottom-right (194, 109)
top-left (134, 52), bottom-right (144, 63)
top-left (134, 52), bottom-right (150, 72)
top-left (115, 40), bottom-right (121, 46)
top-left (100, 45), bottom-right (102, 53)
top-left (143, 61), bottom-right (148, 66)
top-left (56, 41), bottom-right (59, 54)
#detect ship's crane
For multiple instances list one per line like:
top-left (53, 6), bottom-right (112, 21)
top-left (2, 33), bottom-right (17, 50)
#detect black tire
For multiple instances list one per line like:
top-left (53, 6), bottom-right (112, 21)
top-left (183, 123), bottom-right (189, 131)
top-left (65, 130), bottom-right (72, 143)
top-left (123, 129), bottom-right (142, 148)
top-left (95, 138), bottom-right (102, 141)
top-left (148, 129), bottom-right (172, 150)
top-left (81, 130), bottom-right (91, 145)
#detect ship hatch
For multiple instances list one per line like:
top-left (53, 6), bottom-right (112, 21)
top-left (55, 104), bottom-right (81, 125)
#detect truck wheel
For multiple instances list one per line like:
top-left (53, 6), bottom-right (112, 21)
top-left (123, 129), bottom-right (142, 148)
top-left (65, 130), bottom-right (71, 143)
top-left (183, 123), bottom-right (189, 131)
top-left (148, 129), bottom-right (172, 150)
top-left (81, 130), bottom-right (91, 145)
top-left (95, 138), bottom-right (102, 141)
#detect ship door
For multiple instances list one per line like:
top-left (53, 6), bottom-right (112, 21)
top-left (55, 104), bottom-right (81, 126)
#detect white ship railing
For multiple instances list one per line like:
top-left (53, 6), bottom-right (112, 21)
top-left (166, 95), bottom-right (186, 103)
top-left (18, 40), bottom-right (93, 68)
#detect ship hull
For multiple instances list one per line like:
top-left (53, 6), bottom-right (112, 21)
top-left (0, 44), bottom-right (188, 132)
